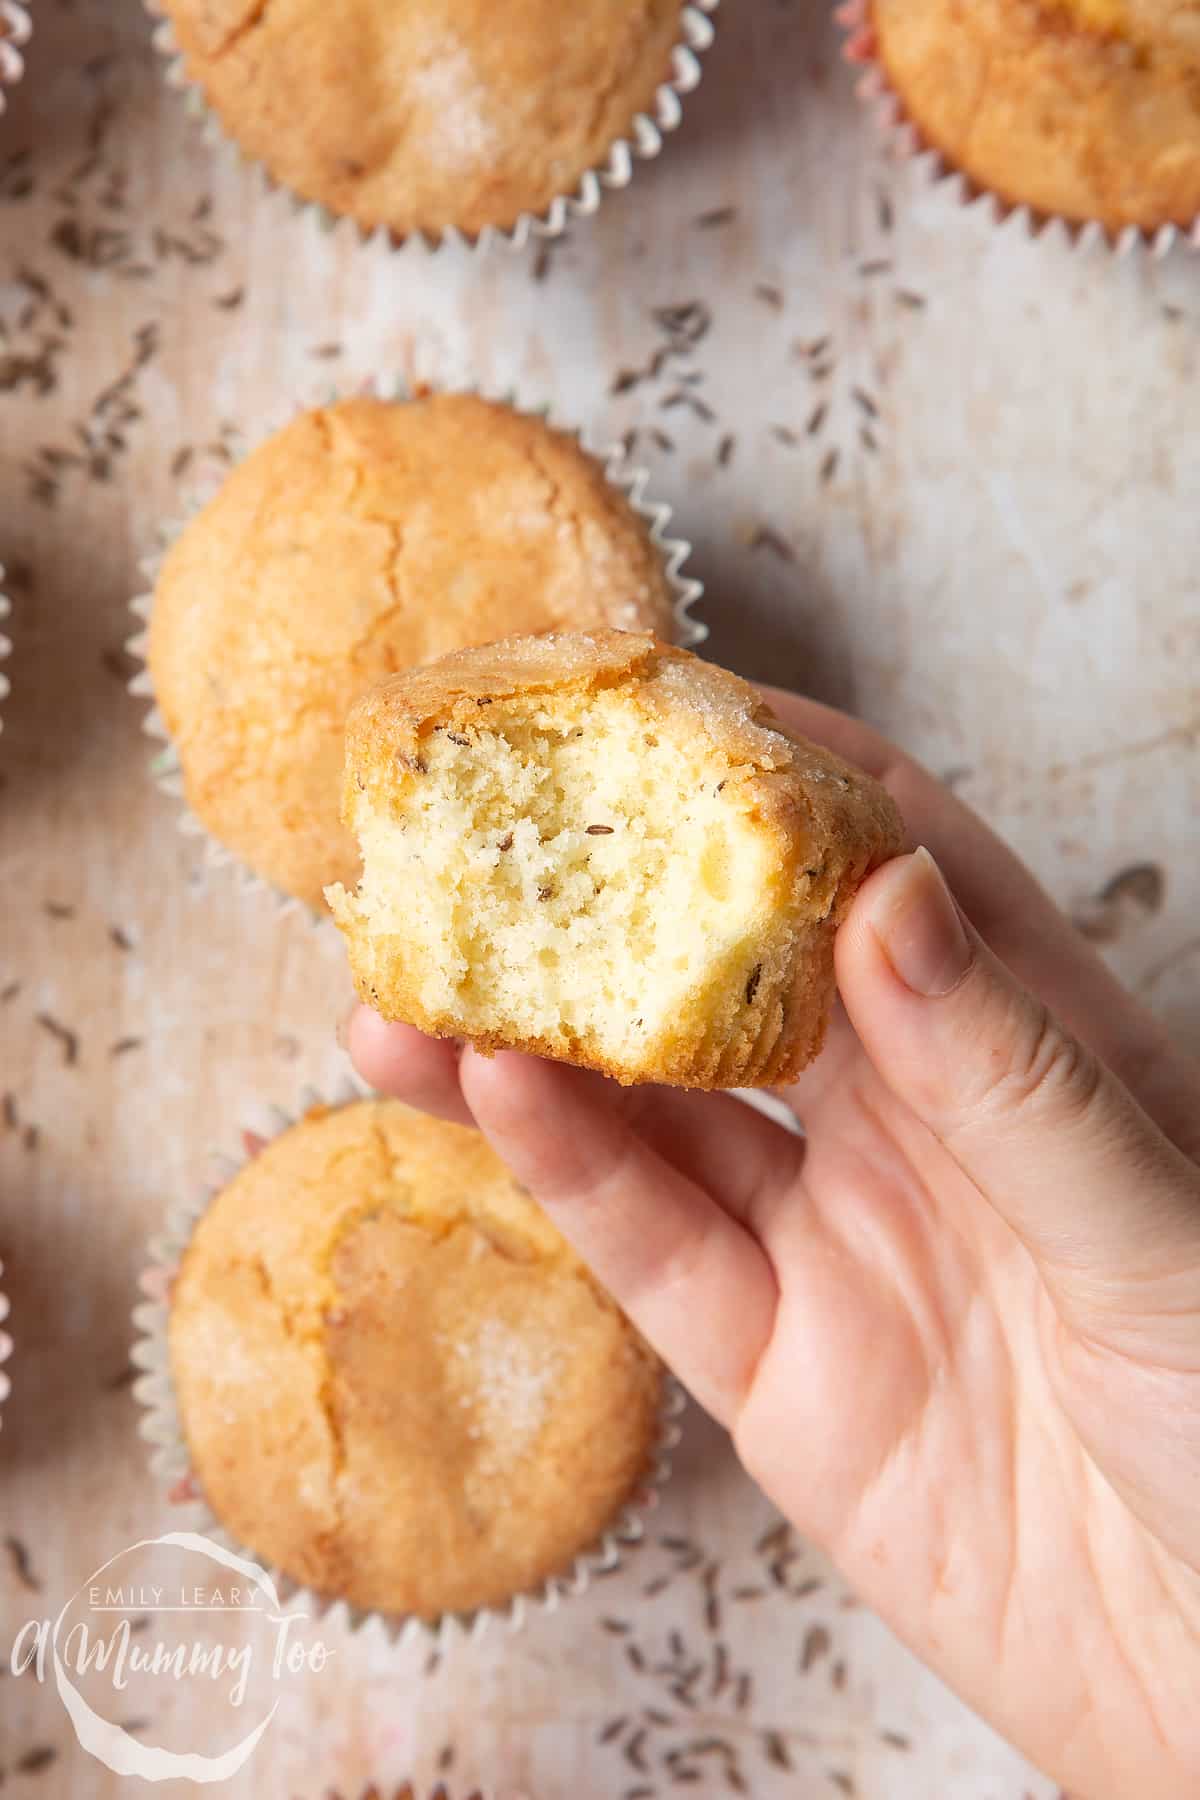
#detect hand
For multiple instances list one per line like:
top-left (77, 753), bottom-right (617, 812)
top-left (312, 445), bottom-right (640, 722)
top-left (346, 691), bottom-right (1200, 1800)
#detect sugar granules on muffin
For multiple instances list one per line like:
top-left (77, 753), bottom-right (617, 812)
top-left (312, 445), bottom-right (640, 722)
top-left (165, 1099), bottom-right (665, 1620)
top-left (142, 393), bottom-right (689, 911)
top-left (153, 0), bottom-right (701, 240)
top-left (859, 0), bottom-right (1200, 236)
top-left (327, 630), bottom-right (903, 1090)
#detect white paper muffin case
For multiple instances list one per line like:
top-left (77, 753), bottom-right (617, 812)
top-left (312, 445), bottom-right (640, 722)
top-left (144, 0), bottom-right (718, 253)
top-left (0, 3), bottom-right (30, 117)
top-left (126, 376), bottom-right (705, 920)
top-left (130, 1081), bottom-right (685, 1651)
top-left (836, 0), bottom-right (1200, 259)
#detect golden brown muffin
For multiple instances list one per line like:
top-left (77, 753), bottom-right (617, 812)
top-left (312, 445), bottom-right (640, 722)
top-left (869, 0), bottom-right (1200, 232)
top-left (157, 0), bottom-right (687, 238)
top-left (146, 394), bottom-right (679, 910)
top-left (327, 631), bottom-right (903, 1090)
top-left (168, 1099), bottom-right (664, 1619)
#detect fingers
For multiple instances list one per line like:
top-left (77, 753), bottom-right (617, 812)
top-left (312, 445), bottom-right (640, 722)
top-left (764, 687), bottom-right (1200, 1157)
top-left (837, 850), bottom-right (1200, 1331)
top-left (346, 1005), bottom-right (807, 1225)
top-left (346, 1009), bottom-right (473, 1127)
top-left (459, 1049), bottom-right (779, 1424)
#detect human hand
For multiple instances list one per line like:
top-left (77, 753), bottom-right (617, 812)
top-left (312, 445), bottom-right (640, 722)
top-left (346, 691), bottom-right (1200, 1799)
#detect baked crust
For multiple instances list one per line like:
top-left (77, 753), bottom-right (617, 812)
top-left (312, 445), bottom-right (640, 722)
top-left (872, 0), bottom-right (1200, 231)
top-left (147, 395), bottom-right (676, 909)
top-left (169, 1099), bottom-right (664, 1619)
top-left (160, 0), bottom-right (685, 238)
top-left (331, 630), bottom-right (904, 1089)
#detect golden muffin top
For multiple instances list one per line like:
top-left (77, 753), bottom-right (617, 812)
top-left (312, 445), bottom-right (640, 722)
top-left (159, 0), bottom-right (686, 237)
top-left (168, 1099), bottom-right (663, 1618)
top-left (147, 393), bottom-right (678, 909)
top-left (871, 0), bottom-right (1200, 231)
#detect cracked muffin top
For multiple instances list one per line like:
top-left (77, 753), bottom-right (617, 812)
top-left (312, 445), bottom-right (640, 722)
top-left (870, 0), bottom-right (1200, 232)
top-left (168, 1099), bottom-right (664, 1619)
top-left (146, 393), bottom-right (676, 909)
top-left (157, 0), bottom-right (687, 238)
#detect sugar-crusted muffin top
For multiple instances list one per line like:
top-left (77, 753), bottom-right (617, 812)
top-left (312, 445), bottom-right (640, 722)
top-left (169, 1099), bottom-right (663, 1618)
top-left (147, 395), bottom-right (677, 909)
top-left (871, 0), bottom-right (1200, 231)
top-left (159, 0), bottom-right (686, 237)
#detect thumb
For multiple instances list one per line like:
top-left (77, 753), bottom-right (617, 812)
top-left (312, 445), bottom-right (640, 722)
top-left (836, 848), bottom-right (1200, 1325)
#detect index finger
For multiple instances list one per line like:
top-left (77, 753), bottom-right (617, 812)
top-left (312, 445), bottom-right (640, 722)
top-left (763, 687), bottom-right (1200, 1158)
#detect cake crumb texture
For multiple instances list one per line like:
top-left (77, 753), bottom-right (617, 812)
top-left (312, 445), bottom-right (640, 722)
top-left (328, 630), bottom-right (903, 1090)
top-left (169, 1099), bottom-right (664, 1618)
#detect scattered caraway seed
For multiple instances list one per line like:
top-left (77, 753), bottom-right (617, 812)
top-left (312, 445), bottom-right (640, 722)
top-left (109, 924), bottom-right (134, 950)
top-left (36, 1013), bottom-right (79, 1065)
top-left (623, 1788), bottom-right (654, 1800)
top-left (877, 190), bottom-right (895, 232)
top-left (43, 900), bottom-right (74, 919)
top-left (586, 824), bottom-right (615, 835)
top-left (716, 433), bottom-right (735, 467)
top-left (880, 1730), bottom-right (911, 1750)
top-left (749, 525), bottom-right (795, 563)
top-left (820, 448), bottom-right (840, 485)
top-left (109, 1036), bottom-right (143, 1057)
top-left (650, 429), bottom-right (675, 454)
top-left (5, 1536), bottom-right (41, 1591)
top-left (807, 401), bottom-right (828, 435)
top-left (831, 1658), bottom-right (848, 1691)
top-left (625, 1728), bottom-right (649, 1772)
top-left (2, 1093), bottom-right (16, 1129)
top-left (694, 206), bottom-right (736, 228)
top-left (771, 425), bottom-right (798, 447)
top-left (756, 1520), bottom-right (791, 1555)
top-left (859, 258), bottom-right (892, 277)
top-left (16, 1747), bottom-right (58, 1774)
top-left (626, 1644), bottom-right (646, 1672)
top-left (801, 1624), bottom-right (831, 1672)
top-left (745, 966), bottom-right (762, 1005)
top-left (852, 387), bottom-right (880, 419)
top-left (599, 1715), bottom-right (628, 1743)
top-left (795, 335), bottom-right (831, 362)
top-left (22, 1124), bottom-right (39, 1152)
top-left (754, 284), bottom-right (784, 310)
top-left (603, 1617), bottom-right (632, 1635)
top-left (643, 1575), bottom-right (670, 1596)
top-left (828, 1773), bottom-right (855, 1795)
top-left (763, 1731), bottom-right (792, 1771)
top-left (895, 289), bottom-right (927, 310)
top-left (437, 1744), bottom-right (455, 1771)
top-left (860, 428), bottom-right (878, 454)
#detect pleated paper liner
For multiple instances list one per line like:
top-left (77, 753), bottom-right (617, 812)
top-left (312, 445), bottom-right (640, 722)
top-left (836, 0), bottom-right (1200, 259)
top-left (126, 376), bottom-right (705, 920)
top-left (0, 2), bottom-right (30, 117)
top-left (144, 0), bottom-right (718, 253)
top-left (130, 1080), bottom-right (685, 1651)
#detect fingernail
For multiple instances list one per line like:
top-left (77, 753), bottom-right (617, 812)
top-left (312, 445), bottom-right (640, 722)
top-left (870, 847), bottom-right (972, 998)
